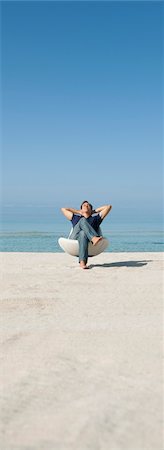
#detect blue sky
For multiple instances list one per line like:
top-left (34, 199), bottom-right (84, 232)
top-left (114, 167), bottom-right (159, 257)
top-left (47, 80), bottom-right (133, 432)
top-left (2, 1), bottom-right (163, 221)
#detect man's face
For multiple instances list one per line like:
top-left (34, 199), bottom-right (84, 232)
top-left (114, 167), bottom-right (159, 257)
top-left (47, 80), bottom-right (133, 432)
top-left (81, 202), bottom-right (92, 214)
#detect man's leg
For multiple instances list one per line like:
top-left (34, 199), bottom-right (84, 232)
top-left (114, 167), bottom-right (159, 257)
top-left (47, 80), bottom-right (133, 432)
top-left (69, 218), bottom-right (103, 268)
top-left (77, 217), bottom-right (102, 243)
top-left (69, 221), bottom-right (82, 240)
top-left (70, 218), bottom-right (102, 243)
top-left (69, 223), bottom-right (89, 268)
top-left (78, 230), bottom-right (89, 264)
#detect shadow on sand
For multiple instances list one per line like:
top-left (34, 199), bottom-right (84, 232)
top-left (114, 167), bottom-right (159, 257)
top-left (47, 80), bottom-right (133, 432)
top-left (88, 260), bottom-right (152, 269)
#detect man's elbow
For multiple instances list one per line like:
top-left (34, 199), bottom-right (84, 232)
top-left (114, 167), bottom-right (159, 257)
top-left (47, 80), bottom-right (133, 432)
top-left (106, 205), bottom-right (112, 214)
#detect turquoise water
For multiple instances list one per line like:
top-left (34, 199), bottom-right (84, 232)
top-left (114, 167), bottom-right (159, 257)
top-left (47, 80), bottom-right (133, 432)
top-left (0, 207), bottom-right (163, 252)
top-left (1, 229), bottom-right (164, 253)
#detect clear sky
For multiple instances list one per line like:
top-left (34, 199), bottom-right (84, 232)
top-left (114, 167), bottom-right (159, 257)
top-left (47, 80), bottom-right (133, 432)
top-left (2, 1), bottom-right (163, 221)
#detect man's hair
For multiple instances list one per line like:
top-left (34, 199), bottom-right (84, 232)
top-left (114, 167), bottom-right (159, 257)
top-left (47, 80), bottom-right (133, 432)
top-left (80, 200), bottom-right (93, 210)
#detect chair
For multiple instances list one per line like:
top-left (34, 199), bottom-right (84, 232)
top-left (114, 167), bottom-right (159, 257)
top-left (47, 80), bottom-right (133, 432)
top-left (58, 226), bottom-right (109, 257)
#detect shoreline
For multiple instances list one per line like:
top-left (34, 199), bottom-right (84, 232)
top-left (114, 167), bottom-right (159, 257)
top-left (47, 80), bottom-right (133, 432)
top-left (0, 249), bottom-right (164, 253)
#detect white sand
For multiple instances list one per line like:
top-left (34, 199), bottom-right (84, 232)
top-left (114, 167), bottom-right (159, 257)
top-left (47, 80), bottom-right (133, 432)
top-left (0, 252), bottom-right (163, 450)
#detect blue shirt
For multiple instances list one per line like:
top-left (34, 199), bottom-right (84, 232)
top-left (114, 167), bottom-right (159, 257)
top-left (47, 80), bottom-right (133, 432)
top-left (71, 213), bottom-right (102, 233)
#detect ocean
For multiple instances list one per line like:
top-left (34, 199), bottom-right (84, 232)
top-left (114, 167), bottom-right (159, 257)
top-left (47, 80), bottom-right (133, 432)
top-left (0, 206), bottom-right (163, 253)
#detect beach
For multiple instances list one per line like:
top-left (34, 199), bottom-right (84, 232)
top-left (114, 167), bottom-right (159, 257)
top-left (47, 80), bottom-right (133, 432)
top-left (1, 251), bottom-right (163, 450)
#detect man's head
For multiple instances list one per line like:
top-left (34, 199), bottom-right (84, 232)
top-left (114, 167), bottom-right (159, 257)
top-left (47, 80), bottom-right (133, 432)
top-left (80, 200), bottom-right (93, 215)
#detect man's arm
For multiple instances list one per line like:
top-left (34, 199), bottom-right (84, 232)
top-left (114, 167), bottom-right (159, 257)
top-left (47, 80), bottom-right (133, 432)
top-left (94, 204), bottom-right (112, 220)
top-left (61, 207), bottom-right (81, 221)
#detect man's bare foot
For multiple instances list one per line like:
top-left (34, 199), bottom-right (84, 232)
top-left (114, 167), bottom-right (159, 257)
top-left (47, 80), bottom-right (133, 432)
top-left (91, 236), bottom-right (103, 246)
top-left (79, 261), bottom-right (88, 269)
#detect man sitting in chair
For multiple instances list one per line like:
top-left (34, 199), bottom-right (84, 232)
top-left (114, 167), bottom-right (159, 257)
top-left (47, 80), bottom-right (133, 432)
top-left (61, 201), bottom-right (112, 269)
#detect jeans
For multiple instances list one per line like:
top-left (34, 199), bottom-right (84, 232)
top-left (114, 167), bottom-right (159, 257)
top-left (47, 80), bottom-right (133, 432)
top-left (70, 217), bottom-right (100, 263)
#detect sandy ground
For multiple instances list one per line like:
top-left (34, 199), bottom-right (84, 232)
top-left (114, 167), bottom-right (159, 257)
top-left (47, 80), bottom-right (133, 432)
top-left (0, 252), bottom-right (163, 450)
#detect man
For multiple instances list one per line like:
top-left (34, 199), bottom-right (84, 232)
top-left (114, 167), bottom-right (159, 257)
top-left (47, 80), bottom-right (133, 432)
top-left (61, 201), bottom-right (112, 269)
